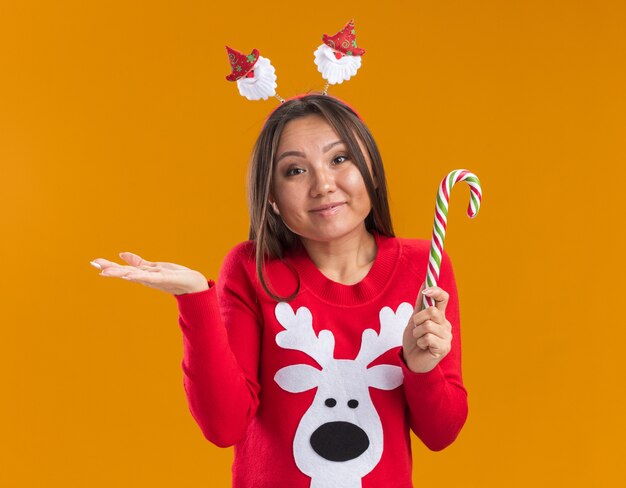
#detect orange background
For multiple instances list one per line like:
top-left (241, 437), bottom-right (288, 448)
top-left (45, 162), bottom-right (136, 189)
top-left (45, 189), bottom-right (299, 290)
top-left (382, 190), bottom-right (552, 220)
top-left (1, 1), bottom-right (625, 486)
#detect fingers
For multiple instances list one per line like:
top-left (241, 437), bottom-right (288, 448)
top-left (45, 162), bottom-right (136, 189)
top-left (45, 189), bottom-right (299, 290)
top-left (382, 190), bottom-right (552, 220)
top-left (411, 314), bottom-right (452, 355)
top-left (98, 265), bottom-right (132, 277)
top-left (117, 268), bottom-right (164, 288)
top-left (90, 253), bottom-right (189, 284)
top-left (101, 264), bottom-right (160, 276)
top-left (412, 329), bottom-right (451, 357)
top-left (99, 266), bottom-right (166, 293)
top-left (411, 305), bottom-right (445, 328)
top-left (90, 258), bottom-right (118, 269)
top-left (421, 286), bottom-right (450, 315)
top-left (91, 256), bottom-right (161, 279)
top-left (412, 318), bottom-right (451, 340)
top-left (118, 252), bottom-right (189, 271)
top-left (90, 253), bottom-right (158, 273)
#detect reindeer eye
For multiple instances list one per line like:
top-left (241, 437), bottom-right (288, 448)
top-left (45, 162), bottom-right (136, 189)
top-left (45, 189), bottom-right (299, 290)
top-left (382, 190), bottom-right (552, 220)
top-left (325, 398), bottom-right (337, 408)
top-left (348, 399), bottom-right (359, 409)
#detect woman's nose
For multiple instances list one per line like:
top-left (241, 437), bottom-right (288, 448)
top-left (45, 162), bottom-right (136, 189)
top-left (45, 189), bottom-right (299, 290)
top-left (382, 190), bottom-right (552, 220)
top-left (309, 166), bottom-right (336, 197)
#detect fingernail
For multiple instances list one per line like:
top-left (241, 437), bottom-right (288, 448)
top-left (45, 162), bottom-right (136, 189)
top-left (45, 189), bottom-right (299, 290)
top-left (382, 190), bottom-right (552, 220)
top-left (422, 287), bottom-right (434, 295)
top-left (122, 275), bottom-right (132, 280)
top-left (90, 261), bottom-right (102, 270)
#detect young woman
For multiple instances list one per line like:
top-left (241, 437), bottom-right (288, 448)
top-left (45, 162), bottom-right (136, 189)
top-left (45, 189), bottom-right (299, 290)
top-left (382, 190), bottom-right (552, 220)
top-left (91, 94), bottom-right (468, 488)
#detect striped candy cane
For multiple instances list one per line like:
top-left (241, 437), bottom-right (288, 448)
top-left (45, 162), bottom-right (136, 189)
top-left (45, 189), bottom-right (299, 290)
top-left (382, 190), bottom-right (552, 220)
top-left (422, 169), bottom-right (482, 309)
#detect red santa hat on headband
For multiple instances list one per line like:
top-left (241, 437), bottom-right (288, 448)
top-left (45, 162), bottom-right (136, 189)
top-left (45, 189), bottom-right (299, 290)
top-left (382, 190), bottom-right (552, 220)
top-left (321, 19), bottom-right (366, 56)
top-left (225, 46), bottom-right (259, 81)
top-left (315, 20), bottom-right (365, 85)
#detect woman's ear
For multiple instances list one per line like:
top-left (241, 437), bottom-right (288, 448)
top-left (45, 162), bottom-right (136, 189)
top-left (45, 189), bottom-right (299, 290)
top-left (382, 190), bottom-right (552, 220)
top-left (268, 198), bottom-right (280, 215)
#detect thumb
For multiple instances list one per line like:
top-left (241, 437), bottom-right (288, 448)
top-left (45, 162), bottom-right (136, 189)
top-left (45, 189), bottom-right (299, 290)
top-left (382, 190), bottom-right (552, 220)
top-left (119, 251), bottom-right (153, 267)
top-left (414, 281), bottom-right (427, 312)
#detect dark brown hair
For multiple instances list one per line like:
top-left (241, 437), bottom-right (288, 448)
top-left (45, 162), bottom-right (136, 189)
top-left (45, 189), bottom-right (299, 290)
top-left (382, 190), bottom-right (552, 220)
top-left (247, 94), bottom-right (394, 301)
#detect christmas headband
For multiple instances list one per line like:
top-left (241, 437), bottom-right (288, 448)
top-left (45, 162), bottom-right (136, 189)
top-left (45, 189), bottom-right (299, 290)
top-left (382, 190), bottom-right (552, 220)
top-left (225, 20), bottom-right (365, 103)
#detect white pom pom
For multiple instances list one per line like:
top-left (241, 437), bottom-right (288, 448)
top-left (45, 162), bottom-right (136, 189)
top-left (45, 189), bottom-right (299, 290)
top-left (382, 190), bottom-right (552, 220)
top-left (236, 56), bottom-right (277, 101)
top-left (314, 44), bottom-right (362, 85)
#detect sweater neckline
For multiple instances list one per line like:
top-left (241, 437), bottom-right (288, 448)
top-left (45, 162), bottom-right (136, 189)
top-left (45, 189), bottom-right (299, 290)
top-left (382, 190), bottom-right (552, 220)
top-left (284, 232), bottom-right (400, 306)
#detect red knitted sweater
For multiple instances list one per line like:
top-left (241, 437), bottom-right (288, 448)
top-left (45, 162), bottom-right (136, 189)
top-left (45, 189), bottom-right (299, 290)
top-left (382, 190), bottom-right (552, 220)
top-left (174, 232), bottom-right (467, 488)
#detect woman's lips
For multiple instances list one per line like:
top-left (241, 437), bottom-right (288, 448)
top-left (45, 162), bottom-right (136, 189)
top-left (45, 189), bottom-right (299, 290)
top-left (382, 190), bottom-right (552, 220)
top-left (310, 202), bottom-right (346, 216)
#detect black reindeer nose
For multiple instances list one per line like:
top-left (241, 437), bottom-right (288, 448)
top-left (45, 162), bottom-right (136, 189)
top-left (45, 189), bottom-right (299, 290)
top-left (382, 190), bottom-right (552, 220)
top-left (310, 421), bottom-right (369, 462)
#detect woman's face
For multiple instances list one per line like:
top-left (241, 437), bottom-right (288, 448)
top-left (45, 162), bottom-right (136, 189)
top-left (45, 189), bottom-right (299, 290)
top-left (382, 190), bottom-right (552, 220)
top-left (271, 114), bottom-right (374, 245)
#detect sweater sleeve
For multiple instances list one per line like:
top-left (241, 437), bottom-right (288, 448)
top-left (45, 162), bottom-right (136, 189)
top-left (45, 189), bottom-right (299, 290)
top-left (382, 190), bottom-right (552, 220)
top-left (174, 243), bottom-right (261, 448)
top-left (400, 249), bottom-right (468, 451)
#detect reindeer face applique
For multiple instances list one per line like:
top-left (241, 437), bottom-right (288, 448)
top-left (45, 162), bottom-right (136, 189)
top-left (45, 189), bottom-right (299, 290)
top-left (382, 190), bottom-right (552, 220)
top-left (273, 302), bottom-right (414, 488)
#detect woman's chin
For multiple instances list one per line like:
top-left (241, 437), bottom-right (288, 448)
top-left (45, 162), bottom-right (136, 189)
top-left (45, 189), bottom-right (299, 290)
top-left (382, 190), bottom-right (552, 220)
top-left (296, 224), bottom-right (369, 246)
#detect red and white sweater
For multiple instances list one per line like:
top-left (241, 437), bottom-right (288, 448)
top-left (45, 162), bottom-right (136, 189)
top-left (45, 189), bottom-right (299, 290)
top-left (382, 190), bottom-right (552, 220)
top-left (174, 232), bottom-right (468, 488)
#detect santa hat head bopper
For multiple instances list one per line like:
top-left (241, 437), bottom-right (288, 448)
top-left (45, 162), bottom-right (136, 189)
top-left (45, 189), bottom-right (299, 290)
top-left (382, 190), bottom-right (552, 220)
top-left (225, 19), bottom-right (366, 102)
top-left (225, 46), bottom-right (279, 101)
top-left (315, 19), bottom-right (365, 87)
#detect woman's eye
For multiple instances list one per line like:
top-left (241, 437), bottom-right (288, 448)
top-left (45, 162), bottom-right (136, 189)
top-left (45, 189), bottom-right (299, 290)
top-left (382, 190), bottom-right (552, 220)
top-left (285, 167), bottom-right (305, 176)
top-left (332, 155), bottom-right (349, 165)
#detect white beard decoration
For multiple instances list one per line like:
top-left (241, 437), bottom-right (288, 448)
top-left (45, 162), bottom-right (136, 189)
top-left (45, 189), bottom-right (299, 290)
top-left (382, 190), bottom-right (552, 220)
top-left (314, 44), bottom-right (363, 85)
top-left (236, 56), bottom-right (278, 101)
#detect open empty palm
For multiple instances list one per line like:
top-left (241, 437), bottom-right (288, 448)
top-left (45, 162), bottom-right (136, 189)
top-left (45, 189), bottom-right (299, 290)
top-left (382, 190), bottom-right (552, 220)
top-left (91, 252), bottom-right (209, 295)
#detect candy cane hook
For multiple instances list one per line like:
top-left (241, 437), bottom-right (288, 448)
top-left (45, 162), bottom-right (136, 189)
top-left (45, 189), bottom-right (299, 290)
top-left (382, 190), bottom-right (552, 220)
top-left (423, 169), bottom-right (483, 309)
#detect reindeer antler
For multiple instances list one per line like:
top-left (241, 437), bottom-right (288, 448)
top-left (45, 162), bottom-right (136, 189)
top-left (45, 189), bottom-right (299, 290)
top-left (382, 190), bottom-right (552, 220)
top-left (275, 302), bottom-right (335, 369)
top-left (355, 303), bottom-right (413, 367)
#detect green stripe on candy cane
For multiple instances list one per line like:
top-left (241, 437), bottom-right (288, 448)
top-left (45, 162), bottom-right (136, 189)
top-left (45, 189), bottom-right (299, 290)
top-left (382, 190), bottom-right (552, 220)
top-left (422, 169), bottom-right (483, 310)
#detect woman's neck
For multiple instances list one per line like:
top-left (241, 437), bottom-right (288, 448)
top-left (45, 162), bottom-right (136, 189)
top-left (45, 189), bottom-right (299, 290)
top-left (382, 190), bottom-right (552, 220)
top-left (299, 228), bottom-right (377, 285)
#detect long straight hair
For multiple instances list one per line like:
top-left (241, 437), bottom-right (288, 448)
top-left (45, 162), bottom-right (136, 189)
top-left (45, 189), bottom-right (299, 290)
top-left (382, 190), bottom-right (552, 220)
top-left (247, 94), bottom-right (394, 301)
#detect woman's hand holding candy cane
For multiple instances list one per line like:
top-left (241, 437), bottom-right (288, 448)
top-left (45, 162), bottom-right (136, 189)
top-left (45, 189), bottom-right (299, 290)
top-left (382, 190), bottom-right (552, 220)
top-left (402, 281), bottom-right (453, 373)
